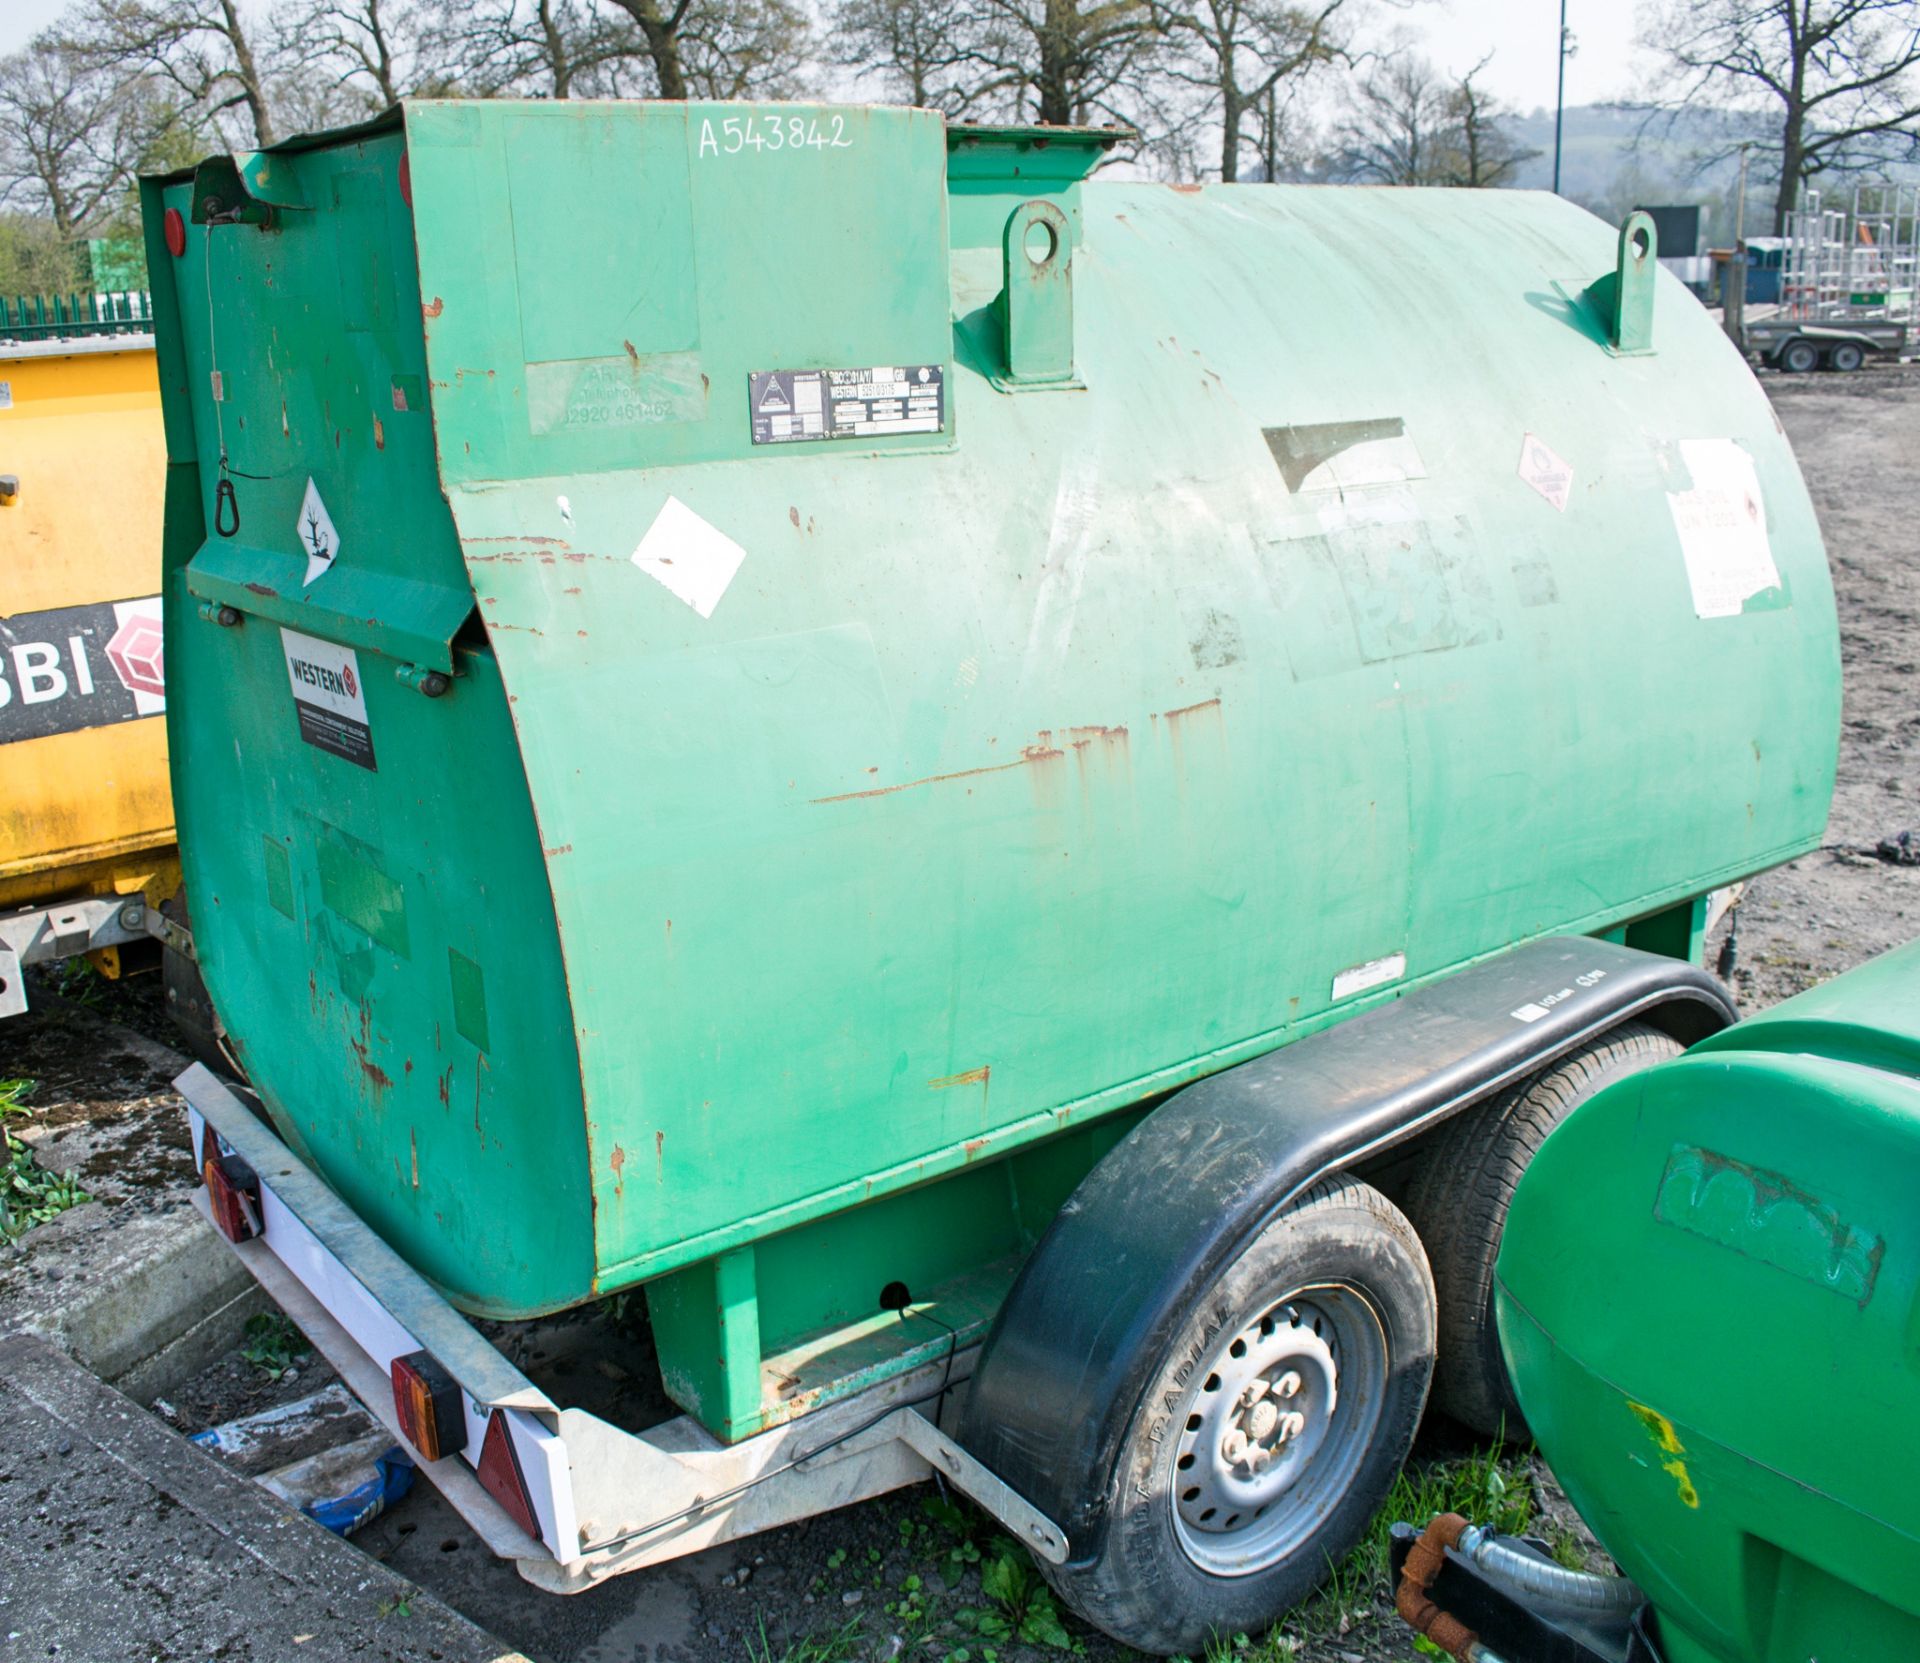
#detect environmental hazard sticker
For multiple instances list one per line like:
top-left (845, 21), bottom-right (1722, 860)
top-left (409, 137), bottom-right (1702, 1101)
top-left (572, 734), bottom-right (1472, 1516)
top-left (0, 595), bottom-right (164, 745)
top-left (748, 365), bottom-right (944, 445)
top-left (281, 627), bottom-right (375, 770)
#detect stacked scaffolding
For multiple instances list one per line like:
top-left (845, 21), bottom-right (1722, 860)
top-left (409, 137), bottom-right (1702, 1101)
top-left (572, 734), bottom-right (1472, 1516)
top-left (1781, 184), bottom-right (1920, 324)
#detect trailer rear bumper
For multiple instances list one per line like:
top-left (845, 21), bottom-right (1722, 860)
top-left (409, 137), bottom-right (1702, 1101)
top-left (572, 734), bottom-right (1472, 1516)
top-left (177, 1063), bottom-right (1066, 1588)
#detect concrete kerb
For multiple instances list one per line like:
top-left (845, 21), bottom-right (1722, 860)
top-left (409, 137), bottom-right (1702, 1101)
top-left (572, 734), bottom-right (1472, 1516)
top-left (0, 1004), bottom-right (263, 1402)
top-left (0, 1331), bottom-right (530, 1663)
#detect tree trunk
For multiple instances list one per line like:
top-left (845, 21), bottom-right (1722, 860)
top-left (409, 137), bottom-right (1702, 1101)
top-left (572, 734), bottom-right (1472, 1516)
top-left (221, 0), bottom-right (274, 144)
top-left (1773, 110), bottom-right (1804, 233)
top-left (1034, 0), bottom-right (1074, 124)
top-left (1219, 87), bottom-right (1240, 182)
top-left (628, 0), bottom-right (689, 100)
top-left (539, 0), bottom-right (573, 97)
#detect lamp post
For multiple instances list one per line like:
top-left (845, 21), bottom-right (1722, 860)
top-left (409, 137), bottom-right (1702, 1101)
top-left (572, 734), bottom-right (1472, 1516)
top-left (1553, 0), bottom-right (1569, 194)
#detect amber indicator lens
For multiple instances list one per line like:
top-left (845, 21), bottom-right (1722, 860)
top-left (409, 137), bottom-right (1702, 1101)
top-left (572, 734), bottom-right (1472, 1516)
top-left (391, 1350), bottom-right (465, 1462)
top-left (202, 1150), bottom-right (261, 1242)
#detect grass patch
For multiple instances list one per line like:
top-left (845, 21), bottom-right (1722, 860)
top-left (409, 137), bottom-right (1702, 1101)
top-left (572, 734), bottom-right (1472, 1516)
top-left (1, 1078), bottom-right (92, 1242)
top-left (240, 1310), bottom-right (311, 1379)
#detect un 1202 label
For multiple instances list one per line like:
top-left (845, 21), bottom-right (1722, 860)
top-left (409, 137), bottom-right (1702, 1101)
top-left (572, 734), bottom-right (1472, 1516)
top-left (748, 366), bottom-right (944, 445)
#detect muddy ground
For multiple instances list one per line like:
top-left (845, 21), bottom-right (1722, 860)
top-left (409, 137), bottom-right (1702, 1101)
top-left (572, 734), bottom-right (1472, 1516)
top-left (3, 363), bottom-right (1915, 1663)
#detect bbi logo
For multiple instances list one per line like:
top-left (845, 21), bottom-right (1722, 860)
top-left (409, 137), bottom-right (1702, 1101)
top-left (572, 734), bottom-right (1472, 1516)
top-left (0, 596), bottom-right (165, 745)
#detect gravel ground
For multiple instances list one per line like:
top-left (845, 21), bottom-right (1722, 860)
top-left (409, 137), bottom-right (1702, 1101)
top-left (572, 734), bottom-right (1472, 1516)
top-left (6, 363), bottom-right (1915, 1663)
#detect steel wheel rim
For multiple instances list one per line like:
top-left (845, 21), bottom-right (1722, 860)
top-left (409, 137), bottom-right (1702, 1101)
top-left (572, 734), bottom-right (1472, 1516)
top-left (1169, 1281), bottom-right (1389, 1578)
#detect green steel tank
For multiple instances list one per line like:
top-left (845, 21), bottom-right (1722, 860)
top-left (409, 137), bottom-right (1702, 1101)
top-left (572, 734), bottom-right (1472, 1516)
top-left (1492, 938), bottom-right (1920, 1663)
top-left (144, 100), bottom-right (1839, 1650)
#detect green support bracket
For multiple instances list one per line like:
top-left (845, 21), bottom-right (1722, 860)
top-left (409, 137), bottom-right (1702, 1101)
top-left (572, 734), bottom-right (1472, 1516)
top-left (1623, 893), bottom-right (1709, 966)
top-left (645, 1244), bottom-right (764, 1439)
top-left (1588, 210), bottom-right (1658, 356)
top-left (996, 199), bottom-right (1081, 390)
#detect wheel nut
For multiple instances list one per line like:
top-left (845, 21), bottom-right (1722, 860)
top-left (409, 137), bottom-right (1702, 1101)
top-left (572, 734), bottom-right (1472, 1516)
top-left (1275, 1371), bottom-right (1302, 1399)
top-left (1221, 1428), bottom-right (1249, 1464)
top-left (1240, 1378), bottom-right (1270, 1407)
top-left (1276, 1411), bottom-right (1306, 1443)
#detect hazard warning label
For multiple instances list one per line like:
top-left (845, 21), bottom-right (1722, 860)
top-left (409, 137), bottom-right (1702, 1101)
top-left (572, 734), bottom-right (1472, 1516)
top-left (748, 365), bottom-right (944, 445)
top-left (1518, 433), bottom-right (1574, 512)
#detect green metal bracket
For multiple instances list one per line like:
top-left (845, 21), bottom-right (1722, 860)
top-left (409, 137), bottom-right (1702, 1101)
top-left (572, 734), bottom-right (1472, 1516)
top-left (645, 1244), bottom-right (764, 1439)
top-left (1588, 210), bottom-right (1658, 356)
top-left (190, 153), bottom-right (311, 229)
top-left (996, 199), bottom-right (1081, 391)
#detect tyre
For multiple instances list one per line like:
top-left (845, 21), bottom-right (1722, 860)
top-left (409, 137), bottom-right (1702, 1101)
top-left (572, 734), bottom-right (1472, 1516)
top-left (161, 890), bottom-right (245, 1078)
top-left (1826, 341), bottom-right (1866, 373)
top-left (1779, 339), bottom-right (1820, 373)
top-left (1042, 1175), bottom-right (1435, 1655)
top-left (1405, 1021), bottom-right (1682, 1437)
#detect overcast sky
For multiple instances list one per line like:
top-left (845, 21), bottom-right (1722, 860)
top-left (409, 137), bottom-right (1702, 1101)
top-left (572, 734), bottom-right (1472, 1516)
top-left (1, 0), bottom-right (1644, 107)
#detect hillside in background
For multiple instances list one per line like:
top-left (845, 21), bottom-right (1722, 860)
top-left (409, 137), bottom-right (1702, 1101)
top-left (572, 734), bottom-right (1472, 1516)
top-left (1502, 103), bottom-right (1920, 244)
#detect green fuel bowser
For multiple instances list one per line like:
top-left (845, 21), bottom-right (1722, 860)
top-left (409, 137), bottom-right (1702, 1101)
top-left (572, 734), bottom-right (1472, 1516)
top-left (1394, 937), bottom-right (1920, 1663)
top-left (145, 100), bottom-right (1838, 1653)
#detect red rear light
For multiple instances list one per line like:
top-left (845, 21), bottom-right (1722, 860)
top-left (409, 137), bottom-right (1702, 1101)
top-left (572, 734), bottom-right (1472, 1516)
top-left (398, 153), bottom-right (411, 207)
top-left (202, 1149), bottom-right (260, 1241)
top-left (477, 1409), bottom-right (540, 1541)
top-left (391, 1350), bottom-right (465, 1462)
top-left (163, 207), bottom-right (186, 258)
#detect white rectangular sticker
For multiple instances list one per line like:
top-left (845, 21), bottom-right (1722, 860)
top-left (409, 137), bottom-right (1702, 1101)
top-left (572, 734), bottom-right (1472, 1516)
top-left (631, 495), bottom-right (746, 620)
top-left (1332, 952), bottom-right (1406, 1002)
top-left (0, 381), bottom-right (12, 410)
top-left (281, 628), bottom-right (375, 771)
top-left (1668, 439), bottom-right (1781, 618)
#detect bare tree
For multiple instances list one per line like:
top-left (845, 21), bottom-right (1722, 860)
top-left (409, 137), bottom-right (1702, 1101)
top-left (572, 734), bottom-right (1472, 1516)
top-left (1323, 48), bottom-right (1534, 187)
top-left (0, 35), bottom-right (184, 235)
top-left (69, 0), bottom-right (280, 148)
top-left (829, 0), bottom-right (984, 111)
top-left (1322, 49), bottom-right (1448, 183)
top-left (1640, 0), bottom-right (1920, 232)
top-left (619, 0), bottom-right (812, 99)
top-left (1153, 0), bottom-right (1351, 182)
top-left (422, 0), bottom-right (642, 98)
top-left (1448, 55), bottom-right (1536, 187)
top-left (275, 0), bottom-right (440, 111)
top-left (956, 0), bottom-right (1157, 126)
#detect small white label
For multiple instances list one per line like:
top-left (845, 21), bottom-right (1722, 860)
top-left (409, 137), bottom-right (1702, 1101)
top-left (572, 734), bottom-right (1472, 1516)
top-left (0, 381), bottom-right (12, 410)
top-left (631, 495), bottom-right (745, 620)
top-left (1511, 1002), bottom-right (1551, 1023)
top-left (1668, 439), bottom-right (1780, 618)
top-left (1518, 433), bottom-right (1573, 511)
top-left (296, 477), bottom-right (340, 588)
top-left (281, 627), bottom-right (374, 770)
top-left (1332, 952), bottom-right (1406, 1002)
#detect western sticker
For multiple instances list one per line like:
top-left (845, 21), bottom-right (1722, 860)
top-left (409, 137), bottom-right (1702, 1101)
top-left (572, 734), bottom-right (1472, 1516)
top-left (281, 627), bottom-right (375, 770)
top-left (631, 495), bottom-right (745, 619)
top-left (749, 365), bottom-right (944, 445)
top-left (1518, 433), bottom-right (1573, 511)
top-left (297, 477), bottom-right (340, 587)
top-left (1668, 438), bottom-right (1780, 618)
top-left (1331, 952), bottom-right (1406, 1001)
top-left (0, 595), bottom-right (163, 743)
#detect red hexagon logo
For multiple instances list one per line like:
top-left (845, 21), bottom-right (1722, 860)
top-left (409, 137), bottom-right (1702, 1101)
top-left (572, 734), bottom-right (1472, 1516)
top-left (106, 615), bottom-right (165, 698)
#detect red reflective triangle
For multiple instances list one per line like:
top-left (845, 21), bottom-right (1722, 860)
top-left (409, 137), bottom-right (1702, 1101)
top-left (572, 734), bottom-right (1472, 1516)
top-left (477, 1408), bottom-right (541, 1543)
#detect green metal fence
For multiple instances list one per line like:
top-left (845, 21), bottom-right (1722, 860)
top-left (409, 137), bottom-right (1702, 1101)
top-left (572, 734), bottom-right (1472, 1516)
top-left (0, 291), bottom-right (154, 343)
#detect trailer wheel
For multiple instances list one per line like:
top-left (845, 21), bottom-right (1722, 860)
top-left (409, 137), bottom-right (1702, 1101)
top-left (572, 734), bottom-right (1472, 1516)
top-left (1826, 341), bottom-right (1866, 373)
top-left (1779, 338), bottom-right (1820, 374)
top-left (1404, 1021), bottom-right (1681, 1437)
top-left (1041, 1176), bottom-right (1434, 1655)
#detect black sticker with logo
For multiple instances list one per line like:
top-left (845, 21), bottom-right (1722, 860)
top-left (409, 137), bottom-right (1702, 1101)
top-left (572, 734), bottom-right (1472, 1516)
top-left (748, 365), bottom-right (944, 445)
top-left (0, 596), bottom-right (165, 745)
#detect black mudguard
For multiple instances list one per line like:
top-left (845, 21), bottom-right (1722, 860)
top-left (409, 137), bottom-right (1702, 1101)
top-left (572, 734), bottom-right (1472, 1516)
top-left (959, 936), bottom-right (1736, 1561)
